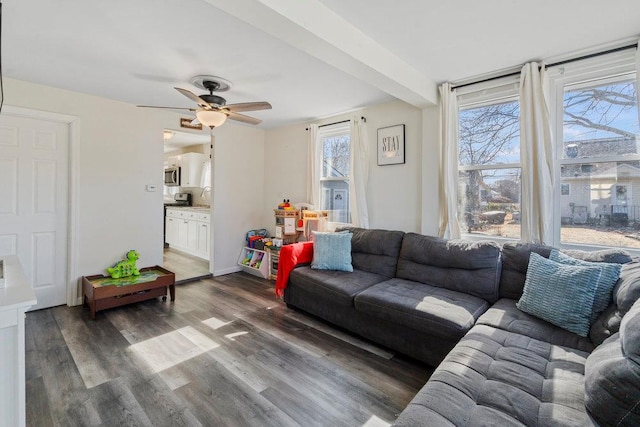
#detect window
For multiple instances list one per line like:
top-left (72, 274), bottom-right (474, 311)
top-left (318, 123), bottom-right (351, 223)
top-left (458, 90), bottom-right (521, 238)
top-left (558, 73), bottom-right (640, 248)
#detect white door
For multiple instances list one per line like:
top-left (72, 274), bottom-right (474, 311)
top-left (0, 114), bottom-right (69, 310)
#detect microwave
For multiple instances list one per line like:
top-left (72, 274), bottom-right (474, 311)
top-left (164, 167), bottom-right (181, 186)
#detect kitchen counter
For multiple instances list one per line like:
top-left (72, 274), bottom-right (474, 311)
top-left (166, 206), bottom-right (211, 213)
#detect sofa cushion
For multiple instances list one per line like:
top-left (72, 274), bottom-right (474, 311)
top-left (476, 299), bottom-right (594, 353)
top-left (310, 231), bottom-right (353, 272)
top-left (591, 260), bottom-right (640, 345)
top-left (550, 249), bottom-right (621, 321)
top-left (614, 260), bottom-right (640, 316)
top-left (584, 299), bottom-right (640, 426)
top-left (517, 253), bottom-right (601, 337)
top-left (289, 266), bottom-right (387, 307)
top-left (499, 243), bottom-right (632, 301)
top-left (337, 227), bottom-right (405, 277)
top-left (499, 242), bottom-right (553, 300)
top-left (354, 278), bottom-right (489, 339)
top-left (393, 324), bottom-right (594, 427)
top-left (563, 247), bottom-right (633, 265)
top-left (396, 233), bottom-right (501, 303)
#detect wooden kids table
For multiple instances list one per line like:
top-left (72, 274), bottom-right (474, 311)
top-left (82, 266), bottom-right (175, 319)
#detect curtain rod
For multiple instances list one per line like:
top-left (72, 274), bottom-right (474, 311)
top-left (451, 43), bottom-right (638, 91)
top-left (306, 116), bottom-right (366, 131)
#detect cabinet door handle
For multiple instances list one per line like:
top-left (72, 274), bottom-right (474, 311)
top-left (202, 224), bottom-right (207, 227)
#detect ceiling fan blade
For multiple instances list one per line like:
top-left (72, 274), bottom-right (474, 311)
top-left (137, 105), bottom-right (196, 111)
top-left (190, 117), bottom-right (200, 126)
top-left (224, 102), bottom-right (272, 113)
top-left (174, 87), bottom-right (211, 109)
top-left (227, 111), bottom-right (262, 125)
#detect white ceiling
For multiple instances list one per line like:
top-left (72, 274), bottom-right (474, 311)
top-left (163, 130), bottom-right (209, 153)
top-left (5, 0), bottom-right (640, 129)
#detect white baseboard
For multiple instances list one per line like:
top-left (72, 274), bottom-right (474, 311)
top-left (214, 266), bottom-right (241, 276)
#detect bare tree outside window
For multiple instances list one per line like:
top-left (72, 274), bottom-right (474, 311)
top-left (320, 132), bottom-right (351, 223)
top-left (457, 75), bottom-right (640, 247)
top-left (560, 78), bottom-right (640, 248)
top-left (458, 100), bottom-right (521, 237)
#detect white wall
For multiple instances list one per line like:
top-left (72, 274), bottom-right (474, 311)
top-left (264, 100), bottom-right (440, 234)
top-left (4, 78), bottom-right (210, 301)
top-left (421, 105), bottom-right (440, 236)
top-left (263, 124), bottom-right (308, 232)
top-left (210, 124), bottom-right (266, 275)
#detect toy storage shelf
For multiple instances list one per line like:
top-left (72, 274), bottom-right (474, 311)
top-left (237, 247), bottom-right (269, 279)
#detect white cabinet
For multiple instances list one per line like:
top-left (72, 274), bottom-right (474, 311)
top-left (197, 220), bottom-right (210, 259)
top-left (166, 215), bottom-right (179, 244)
top-left (166, 156), bottom-right (181, 168)
top-left (165, 208), bottom-right (210, 260)
top-left (0, 256), bottom-right (37, 427)
top-left (180, 153), bottom-right (204, 187)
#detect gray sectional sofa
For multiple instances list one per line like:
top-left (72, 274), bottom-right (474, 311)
top-left (282, 227), bottom-right (640, 426)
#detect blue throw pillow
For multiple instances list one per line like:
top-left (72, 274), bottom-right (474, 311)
top-left (517, 252), bottom-right (602, 337)
top-left (311, 231), bottom-right (353, 272)
top-left (550, 249), bottom-right (621, 321)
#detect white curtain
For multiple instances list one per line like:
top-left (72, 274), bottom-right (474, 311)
top-left (636, 40), bottom-right (640, 125)
top-left (349, 117), bottom-right (370, 228)
top-left (520, 62), bottom-right (553, 244)
top-left (438, 83), bottom-right (461, 239)
top-left (306, 124), bottom-right (320, 208)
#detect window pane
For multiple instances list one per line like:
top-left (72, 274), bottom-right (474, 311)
top-left (322, 134), bottom-right (350, 178)
top-left (320, 180), bottom-right (349, 223)
top-left (459, 100), bottom-right (520, 166)
top-left (560, 160), bottom-right (640, 248)
top-left (563, 78), bottom-right (639, 160)
top-left (458, 168), bottom-right (521, 238)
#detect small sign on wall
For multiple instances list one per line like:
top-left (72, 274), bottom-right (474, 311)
top-left (377, 124), bottom-right (405, 165)
top-left (180, 117), bottom-right (203, 130)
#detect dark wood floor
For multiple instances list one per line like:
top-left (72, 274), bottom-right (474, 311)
top-left (25, 273), bottom-right (432, 427)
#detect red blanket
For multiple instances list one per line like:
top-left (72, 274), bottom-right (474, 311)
top-left (275, 241), bottom-right (314, 297)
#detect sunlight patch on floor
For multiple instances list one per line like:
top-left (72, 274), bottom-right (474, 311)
top-left (225, 331), bottom-right (249, 341)
top-left (362, 415), bottom-right (391, 427)
top-left (130, 326), bottom-right (219, 373)
top-left (202, 316), bottom-right (231, 330)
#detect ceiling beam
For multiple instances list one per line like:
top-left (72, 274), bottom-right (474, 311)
top-left (203, 0), bottom-right (438, 107)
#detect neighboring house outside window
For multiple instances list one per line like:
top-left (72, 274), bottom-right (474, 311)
top-left (454, 50), bottom-right (640, 250)
top-left (318, 123), bottom-right (351, 223)
top-left (554, 62), bottom-right (640, 248)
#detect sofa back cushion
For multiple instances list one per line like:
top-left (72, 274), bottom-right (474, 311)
top-left (336, 227), bottom-right (405, 278)
top-left (591, 260), bottom-right (640, 345)
top-left (499, 242), bottom-right (552, 300)
top-left (396, 233), bottom-right (501, 303)
top-left (499, 243), bottom-right (632, 300)
top-left (585, 298), bottom-right (640, 426)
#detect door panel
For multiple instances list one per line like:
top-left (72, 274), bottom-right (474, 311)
top-left (0, 114), bottom-right (69, 310)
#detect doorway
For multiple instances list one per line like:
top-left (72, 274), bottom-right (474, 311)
top-left (162, 129), bottom-right (212, 282)
top-left (0, 110), bottom-right (74, 310)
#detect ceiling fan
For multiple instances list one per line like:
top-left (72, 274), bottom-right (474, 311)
top-left (138, 76), bottom-right (272, 128)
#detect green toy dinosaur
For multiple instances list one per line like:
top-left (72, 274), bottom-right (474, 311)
top-left (107, 250), bottom-right (140, 279)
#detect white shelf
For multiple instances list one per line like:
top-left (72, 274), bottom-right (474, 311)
top-left (237, 247), bottom-right (269, 279)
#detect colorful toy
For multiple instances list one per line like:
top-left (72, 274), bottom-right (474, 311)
top-left (107, 250), bottom-right (140, 279)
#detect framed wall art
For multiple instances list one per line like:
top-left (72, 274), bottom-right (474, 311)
top-left (377, 124), bottom-right (405, 166)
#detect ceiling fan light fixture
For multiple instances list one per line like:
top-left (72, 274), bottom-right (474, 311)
top-left (196, 109), bottom-right (227, 128)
